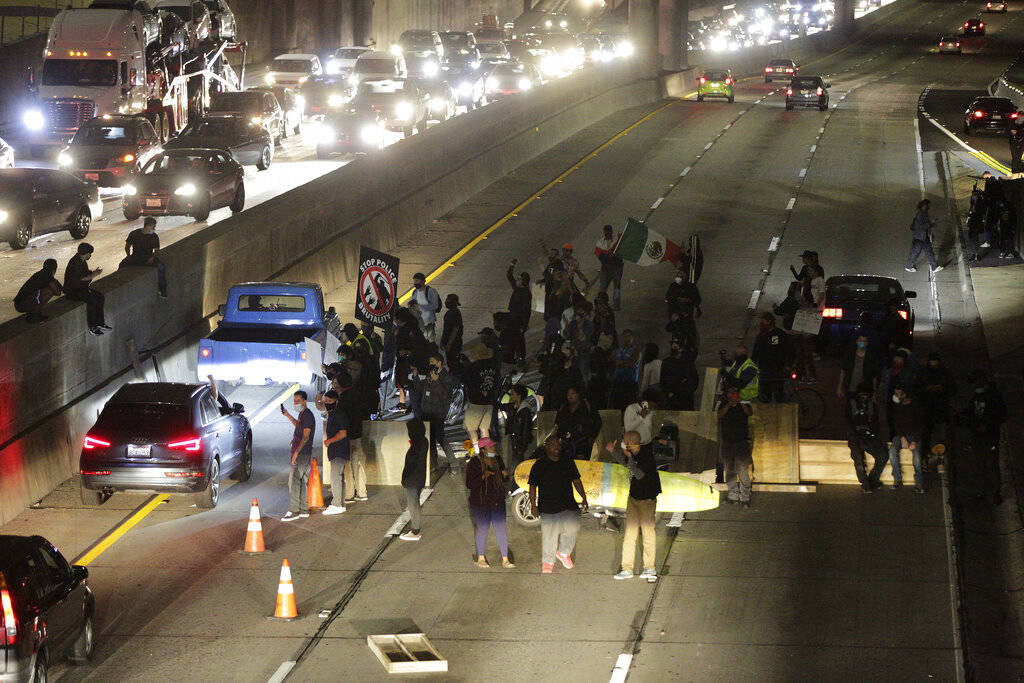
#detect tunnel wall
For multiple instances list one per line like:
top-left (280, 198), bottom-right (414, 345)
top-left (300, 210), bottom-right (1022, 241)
top-left (0, 61), bottom-right (658, 524)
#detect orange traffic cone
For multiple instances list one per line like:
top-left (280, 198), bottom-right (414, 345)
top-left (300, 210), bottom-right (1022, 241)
top-left (269, 558), bottom-right (298, 621)
top-left (307, 458), bottom-right (324, 510)
top-left (240, 497), bottom-right (266, 555)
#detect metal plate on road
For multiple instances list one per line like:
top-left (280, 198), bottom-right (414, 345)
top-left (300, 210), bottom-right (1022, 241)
top-left (127, 444), bottom-right (151, 458)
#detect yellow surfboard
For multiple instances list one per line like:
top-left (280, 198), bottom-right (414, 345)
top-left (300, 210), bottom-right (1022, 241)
top-left (514, 458), bottom-right (719, 513)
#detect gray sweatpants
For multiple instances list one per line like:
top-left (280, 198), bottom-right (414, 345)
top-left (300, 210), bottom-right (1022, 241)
top-left (405, 486), bottom-right (423, 533)
top-left (288, 459), bottom-right (312, 514)
top-left (329, 457), bottom-right (347, 506)
top-left (540, 509), bottom-right (581, 564)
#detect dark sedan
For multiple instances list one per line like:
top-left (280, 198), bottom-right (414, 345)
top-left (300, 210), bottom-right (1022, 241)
top-left (164, 115), bottom-right (273, 169)
top-left (0, 169), bottom-right (96, 250)
top-left (57, 115), bottom-right (162, 187)
top-left (444, 65), bottom-right (487, 109)
top-left (79, 382), bottom-right (252, 508)
top-left (0, 535), bottom-right (94, 683)
top-left (964, 96), bottom-right (1018, 135)
top-left (122, 149), bottom-right (244, 222)
top-left (963, 17), bottom-right (985, 34)
top-left (485, 62), bottom-right (543, 101)
top-left (315, 104), bottom-right (387, 158)
top-left (209, 90), bottom-right (284, 144)
top-left (820, 275), bottom-right (916, 346)
top-left (249, 85), bottom-right (303, 136)
top-left (300, 75), bottom-right (354, 117)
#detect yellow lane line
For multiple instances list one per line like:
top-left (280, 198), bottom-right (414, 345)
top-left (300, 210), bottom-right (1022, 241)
top-left (398, 100), bottom-right (678, 302)
top-left (74, 494), bottom-right (169, 566)
top-left (971, 150), bottom-right (1011, 175)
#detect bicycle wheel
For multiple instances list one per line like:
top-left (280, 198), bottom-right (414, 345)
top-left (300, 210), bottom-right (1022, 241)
top-left (793, 387), bottom-right (826, 432)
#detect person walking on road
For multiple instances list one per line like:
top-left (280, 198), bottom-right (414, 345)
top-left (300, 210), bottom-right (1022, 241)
top-left (321, 390), bottom-right (349, 515)
top-left (281, 390), bottom-right (316, 521)
top-left (905, 199), bottom-right (943, 274)
top-left (505, 383), bottom-right (536, 480)
top-left (888, 387), bottom-right (926, 493)
top-left (718, 389), bottom-right (753, 506)
top-left (594, 224), bottom-right (623, 310)
top-left (608, 430), bottom-right (662, 581)
top-left (14, 258), bottom-right (62, 323)
top-left (399, 419), bottom-right (429, 541)
top-left (440, 293), bottom-right (464, 363)
top-left (752, 312), bottom-right (794, 403)
top-left (121, 216), bottom-right (167, 297)
top-left (529, 435), bottom-right (589, 574)
top-left (846, 383), bottom-right (888, 492)
top-left (410, 272), bottom-right (442, 342)
top-left (466, 437), bottom-right (514, 568)
top-left (964, 369), bottom-right (1008, 505)
top-left (64, 242), bottom-right (109, 335)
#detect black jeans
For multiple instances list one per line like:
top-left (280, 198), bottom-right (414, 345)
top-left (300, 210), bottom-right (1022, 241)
top-left (427, 416), bottom-right (454, 462)
top-left (67, 288), bottom-right (105, 328)
top-left (849, 432), bottom-right (889, 489)
top-left (971, 430), bottom-right (1002, 501)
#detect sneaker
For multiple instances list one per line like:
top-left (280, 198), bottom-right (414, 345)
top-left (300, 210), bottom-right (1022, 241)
top-left (343, 498), bottom-right (356, 504)
top-left (556, 552), bottom-right (574, 569)
top-left (399, 530), bottom-right (421, 541)
top-left (354, 495), bottom-right (369, 502)
top-left (502, 558), bottom-right (516, 569)
top-left (474, 557), bottom-right (490, 568)
top-left (98, 324), bottom-right (112, 330)
top-left (298, 512), bottom-right (309, 518)
top-left (159, 291), bottom-right (168, 299)
top-left (981, 241), bottom-right (990, 248)
top-left (931, 265), bottom-right (944, 273)
top-left (89, 326), bottom-right (104, 336)
top-left (904, 267), bottom-right (917, 273)
top-left (613, 569), bottom-right (634, 580)
top-left (541, 562), bottom-right (554, 574)
top-left (640, 568), bottom-right (658, 582)
top-left (322, 505), bottom-right (346, 515)
top-left (281, 511), bottom-right (301, 522)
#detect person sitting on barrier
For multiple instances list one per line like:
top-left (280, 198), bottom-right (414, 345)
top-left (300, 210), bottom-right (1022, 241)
top-left (64, 242), bottom-right (109, 336)
top-left (120, 217), bottom-right (167, 298)
top-left (14, 258), bottom-right (62, 323)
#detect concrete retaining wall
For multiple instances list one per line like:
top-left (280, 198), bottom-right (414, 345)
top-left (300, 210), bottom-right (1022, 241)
top-left (0, 62), bottom-right (659, 524)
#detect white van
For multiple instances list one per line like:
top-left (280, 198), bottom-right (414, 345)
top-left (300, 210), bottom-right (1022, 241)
top-left (349, 50), bottom-right (406, 85)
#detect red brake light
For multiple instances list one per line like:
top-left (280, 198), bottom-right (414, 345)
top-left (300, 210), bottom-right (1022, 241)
top-left (200, 348), bottom-right (210, 357)
top-left (898, 310), bottom-right (908, 320)
top-left (980, 22), bottom-right (984, 27)
top-left (699, 76), bottom-right (706, 83)
top-left (1012, 112), bottom-right (1019, 119)
top-left (80, 469), bottom-right (111, 476)
top-left (168, 437), bottom-right (202, 452)
top-left (725, 77), bottom-right (732, 84)
top-left (791, 372), bottom-right (798, 380)
top-left (1, 585), bottom-right (15, 646)
top-left (817, 87), bottom-right (823, 96)
top-left (956, 42), bottom-right (960, 46)
top-left (822, 307), bottom-right (843, 318)
top-left (975, 110), bottom-right (985, 118)
top-left (786, 88), bottom-right (793, 95)
top-left (964, 22), bottom-right (969, 27)
top-left (83, 435), bottom-right (110, 450)
top-left (765, 66), bottom-right (772, 72)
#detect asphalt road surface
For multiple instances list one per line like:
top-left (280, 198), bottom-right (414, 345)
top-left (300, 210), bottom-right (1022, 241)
top-left (5, 0), bottom-right (1023, 680)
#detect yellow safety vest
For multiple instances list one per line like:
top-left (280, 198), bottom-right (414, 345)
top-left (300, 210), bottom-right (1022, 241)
top-left (727, 358), bottom-right (760, 402)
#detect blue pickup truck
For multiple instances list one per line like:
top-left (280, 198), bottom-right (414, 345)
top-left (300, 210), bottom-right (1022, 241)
top-left (197, 282), bottom-right (343, 386)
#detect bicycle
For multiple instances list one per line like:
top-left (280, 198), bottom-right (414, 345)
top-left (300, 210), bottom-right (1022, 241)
top-left (780, 370), bottom-right (826, 432)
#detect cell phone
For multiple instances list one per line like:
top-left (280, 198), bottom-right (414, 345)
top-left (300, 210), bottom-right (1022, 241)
top-left (280, 403), bottom-right (286, 412)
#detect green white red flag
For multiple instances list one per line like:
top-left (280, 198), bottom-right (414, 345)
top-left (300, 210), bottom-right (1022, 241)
top-left (612, 217), bottom-right (682, 266)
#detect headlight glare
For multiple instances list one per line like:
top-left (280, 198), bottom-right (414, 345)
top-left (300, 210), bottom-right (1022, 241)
top-left (487, 77), bottom-right (499, 90)
top-left (57, 152), bottom-right (73, 167)
top-left (123, 183), bottom-right (137, 196)
top-left (360, 124), bottom-right (383, 144)
top-left (174, 183), bottom-right (196, 196)
top-left (395, 101), bottom-right (414, 120)
top-left (328, 93), bottom-right (345, 107)
top-left (518, 78), bottom-right (532, 90)
top-left (23, 109), bottom-right (44, 130)
top-left (0, 210), bottom-right (9, 223)
top-left (264, 73), bottom-right (275, 84)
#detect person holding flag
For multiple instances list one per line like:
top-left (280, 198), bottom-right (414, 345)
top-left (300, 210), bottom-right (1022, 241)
top-left (594, 224), bottom-right (624, 310)
top-left (612, 218), bottom-right (684, 268)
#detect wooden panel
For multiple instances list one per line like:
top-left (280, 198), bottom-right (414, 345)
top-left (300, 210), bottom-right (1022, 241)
top-left (799, 439), bottom-right (916, 485)
top-left (749, 403), bottom-right (800, 484)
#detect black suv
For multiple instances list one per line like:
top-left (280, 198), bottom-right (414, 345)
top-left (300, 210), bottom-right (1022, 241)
top-left (79, 382), bottom-right (253, 509)
top-left (786, 76), bottom-right (830, 111)
top-left (0, 535), bottom-right (94, 683)
top-left (963, 18), bottom-right (985, 35)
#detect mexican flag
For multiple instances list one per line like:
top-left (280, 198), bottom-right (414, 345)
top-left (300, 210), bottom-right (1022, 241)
top-left (612, 217), bottom-right (682, 266)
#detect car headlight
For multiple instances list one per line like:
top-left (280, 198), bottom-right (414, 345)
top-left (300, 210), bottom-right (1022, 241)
top-left (423, 61), bottom-right (439, 77)
top-left (298, 76), bottom-right (308, 84)
top-left (518, 78), bottom-right (532, 91)
top-left (123, 183), bottom-right (137, 196)
top-left (487, 77), bottom-right (499, 90)
top-left (390, 44), bottom-right (403, 56)
top-left (328, 93), bottom-right (345, 107)
top-left (264, 73), bottom-right (276, 84)
top-left (0, 210), bottom-right (8, 223)
top-left (395, 101), bottom-right (414, 120)
top-left (616, 40), bottom-right (634, 57)
top-left (251, 116), bottom-right (263, 125)
top-left (458, 81), bottom-right (473, 95)
top-left (430, 97), bottom-right (447, 111)
top-left (560, 19), bottom-right (568, 27)
top-left (174, 183), bottom-right (196, 196)
top-left (360, 124), bottom-right (383, 144)
top-left (315, 124), bottom-right (336, 144)
top-left (23, 109), bottom-right (44, 130)
top-left (545, 19), bottom-right (553, 27)
top-left (326, 60), bottom-right (340, 75)
top-left (57, 152), bottom-right (73, 167)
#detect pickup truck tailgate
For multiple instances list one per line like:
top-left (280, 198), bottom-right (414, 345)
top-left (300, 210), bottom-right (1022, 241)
top-left (198, 328), bottom-right (324, 385)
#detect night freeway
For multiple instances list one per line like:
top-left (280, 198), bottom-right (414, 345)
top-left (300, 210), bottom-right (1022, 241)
top-left (0, 0), bottom-right (1022, 680)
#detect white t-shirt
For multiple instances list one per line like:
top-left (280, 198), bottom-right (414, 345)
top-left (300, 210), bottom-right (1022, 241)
top-left (639, 359), bottom-right (662, 395)
top-left (623, 402), bottom-right (654, 444)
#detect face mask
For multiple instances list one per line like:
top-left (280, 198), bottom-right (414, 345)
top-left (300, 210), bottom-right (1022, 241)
top-left (674, 277), bottom-right (683, 284)
top-left (892, 394), bottom-right (901, 404)
top-left (856, 341), bottom-right (868, 350)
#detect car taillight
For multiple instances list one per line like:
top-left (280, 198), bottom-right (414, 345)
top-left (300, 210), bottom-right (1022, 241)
top-left (956, 42), bottom-right (960, 46)
top-left (122, 153), bottom-right (135, 163)
top-left (822, 307), bottom-right (843, 318)
top-left (168, 437), bottom-right (202, 452)
top-left (817, 87), bottom-right (823, 95)
top-left (964, 22), bottom-right (969, 27)
top-left (975, 110), bottom-right (985, 118)
top-left (898, 310), bottom-right (909, 320)
top-left (765, 66), bottom-right (772, 72)
top-left (1, 584), bottom-right (15, 646)
top-left (699, 76), bottom-right (706, 83)
top-left (1012, 112), bottom-right (1019, 119)
top-left (80, 469), bottom-right (111, 476)
top-left (725, 77), bottom-right (732, 84)
top-left (980, 22), bottom-right (984, 27)
top-left (786, 67), bottom-right (794, 73)
top-left (786, 88), bottom-right (793, 95)
top-left (83, 435), bottom-right (110, 450)
top-left (201, 348), bottom-right (210, 357)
